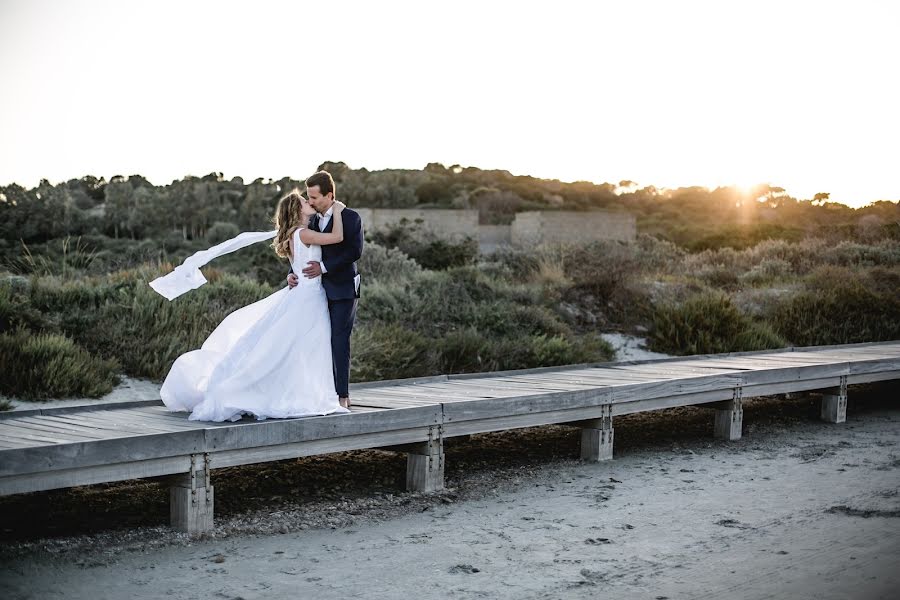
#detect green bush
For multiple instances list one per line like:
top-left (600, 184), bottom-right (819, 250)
top-left (368, 222), bottom-right (478, 270)
top-left (768, 266), bottom-right (900, 346)
top-left (205, 221), bottom-right (241, 244)
top-left (0, 275), bottom-right (47, 333)
top-left (25, 266), bottom-right (275, 381)
top-left (351, 323), bottom-right (435, 382)
top-left (562, 241), bottom-right (639, 304)
top-left (0, 329), bottom-right (120, 400)
top-left (436, 328), bottom-right (612, 373)
top-left (357, 242), bottom-right (422, 283)
top-left (649, 290), bottom-right (786, 355)
top-left (740, 258), bottom-right (793, 286)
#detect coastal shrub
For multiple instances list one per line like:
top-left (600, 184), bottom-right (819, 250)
top-left (358, 267), bottom-right (572, 339)
top-left (357, 242), bottom-right (422, 283)
top-left (0, 275), bottom-right (47, 333)
top-left (0, 329), bottom-right (120, 400)
top-left (351, 323), bottom-right (434, 382)
top-left (368, 223), bottom-right (478, 270)
top-left (486, 246), bottom-right (541, 280)
top-left (27, 267), bottom-right (274, 380)
top-left (562, 241), bottom-right (639, 304)
top-left (649, 290), bottom-right (786, 355)
top-left (436, 328), bottom-right (613, 374)
top-left (694, 265), bottom-right (741, 290)
top-left (820, 240), bottom-right (900, 268)
top-left (768, 266), bottom-right (900, 346)
top-left (205, 221), bottom-right (241, 244)
top-left (739, 258), bottom-right (793, 286)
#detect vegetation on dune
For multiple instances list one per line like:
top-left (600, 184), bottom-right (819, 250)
top-left (1, 162), bottom-right (898, 404)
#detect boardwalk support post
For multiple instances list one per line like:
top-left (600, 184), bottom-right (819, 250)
top-left (170, 453), bottom-right (214, 534)
top-left (713, 387), bottom-right (743, 441)
top-left (406, 425), bottom-right (444, 492)
top-left (579, 404), bottom-right (614, 461)
top-left (820, 375), bottom-right (848, 424)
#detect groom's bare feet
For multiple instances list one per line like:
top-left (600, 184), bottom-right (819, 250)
top-left (339, 397), bottom-right (351, 409)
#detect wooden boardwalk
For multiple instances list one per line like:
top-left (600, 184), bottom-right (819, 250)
top-left (1, 341), bottom-right (898, 533)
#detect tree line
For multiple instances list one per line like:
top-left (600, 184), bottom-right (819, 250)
top-left (1, 162), bottom-right (897, 251)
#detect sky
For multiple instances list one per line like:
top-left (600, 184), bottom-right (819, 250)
top-left (1, 0), bottom-right (898, 208)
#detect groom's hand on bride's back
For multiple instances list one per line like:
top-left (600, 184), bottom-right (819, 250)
top-left (287, 273), bottom-right (299, 288)
top-left (302, 261), bottom-right (323, 278)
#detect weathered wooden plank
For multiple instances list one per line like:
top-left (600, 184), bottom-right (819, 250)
top-left (2, 417), bottom-right (112, 441)
top-left (350, 374), bottom-right (449, 389)
top-left (476, 377), bottom-right (596, 392)
top-left (349, 389), bottom-right (444, 405)
top-left (848, 370), bottom-right (900, 385)
top-left (43, 412), bottom-right (181, 436)
top-left (608, 364), bottom-right (740, 376)
top-left (846, 357), bottom-right (900, 375)
top-left (71, 410), bottom-right (205, 433)
top-left (443, 404), bottom-right (618, 437)
top-left (0, 455), bottom-right (192, 495)
top-left (203, 405), bottom-right (441, 453)
top-left (0, 428), bottom-right (206, 478)
top-left (348, 395), bottom-right (440, 409)
top-left (0, 440), bottom-right (27, 449)
top-left (346, 405), bottom-right (386, 413)
top-left (804, 349), bottom-right (898, 360)
top-left (0, 434), bottom-right (48, 448)
top-left (681, 361), bottom-right (850, 385)
top-left (209, 426), bottom-right (436, 469)
top-left (452, 377), bottom-right (591, 392)
top-left (0, 399), bottom-right (166, 421)
top-left (405, 382), bottom-right (541, 398)
top-left (125, 406), bottom-right (214, 424)
top-left (611, 389), bottom-right (735, 415)
top-left (0, 425), bottom-right (76, 445)
top-left (441, 387), bottom-right (613, 423)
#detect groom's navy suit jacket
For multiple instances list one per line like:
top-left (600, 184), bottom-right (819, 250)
top-left (311, 208), bottom-right (364, 301)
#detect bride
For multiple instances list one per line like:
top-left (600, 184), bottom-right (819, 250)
top-left (157, 189), bottom-right (351, 422)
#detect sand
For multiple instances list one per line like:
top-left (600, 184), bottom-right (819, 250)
top-left (1, 392), bottom-right (897, 600)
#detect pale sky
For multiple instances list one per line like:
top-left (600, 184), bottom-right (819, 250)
top-left (1, 0), bottom-right (898, 207)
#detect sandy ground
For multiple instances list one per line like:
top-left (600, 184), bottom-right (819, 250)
top-left (600, 332), bottom-right (671, 362)
top-left (2, 377), bottom-right (162, 412)
top-left (1, 389), bottom-right (897, 600)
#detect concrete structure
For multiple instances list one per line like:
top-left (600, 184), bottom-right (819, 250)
top-left (478, 225), bottom-right (512, 254)
top-left (511, 210), bottom-right (636, 246)
top-left (356, 208), bottom-right (478, 242)
top-left (357, 208), bottom-right (636, 253)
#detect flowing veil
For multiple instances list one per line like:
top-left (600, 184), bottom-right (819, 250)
top-left (149, 230), bottom-right (277, 300)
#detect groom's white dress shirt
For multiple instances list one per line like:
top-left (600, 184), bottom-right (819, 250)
top-left (317, 206), bottom-right (334, 273)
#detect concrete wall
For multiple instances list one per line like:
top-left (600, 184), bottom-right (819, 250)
top-left (478, 225), bottom-right (512, 254)
top-left (356, 208), bottom-right (635, 252)
top-left (511, 210), bottom-right (636, 246)
top-left (357, 208), bottom-right (478, 242)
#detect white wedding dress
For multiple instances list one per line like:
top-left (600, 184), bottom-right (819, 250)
top-left (160, 228), bottom-right (350, 421)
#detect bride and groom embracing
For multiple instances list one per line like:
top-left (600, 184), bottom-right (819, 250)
top-left (152, 170), bottom-right (364, 422)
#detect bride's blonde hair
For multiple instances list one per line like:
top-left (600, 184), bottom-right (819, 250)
top-left (271, 188), bottom-right (305, 259)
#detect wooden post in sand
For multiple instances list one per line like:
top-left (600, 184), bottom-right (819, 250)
top-left (405, 425), bottom-right (445, 492)
top-left (713, 387), bottom-right (743, 441)
top-left (170, 453), bottom-right (214, 534)
top-left (579, 404), bottom-right (614, 461)
top-left (820, 375), bottom-right (848, 424)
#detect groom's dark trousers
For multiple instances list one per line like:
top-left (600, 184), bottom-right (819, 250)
top-left (312, 208), bottom-right (363, 399)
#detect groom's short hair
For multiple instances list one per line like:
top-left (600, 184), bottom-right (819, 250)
top-left (306, 171), bottom-right (335, 198)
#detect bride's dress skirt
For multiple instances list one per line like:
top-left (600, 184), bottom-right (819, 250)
top-left (161, 282), bottom-right (348, 422)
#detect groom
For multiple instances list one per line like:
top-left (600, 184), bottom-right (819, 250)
top-left (287, 170), bottom-right (363, 409)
